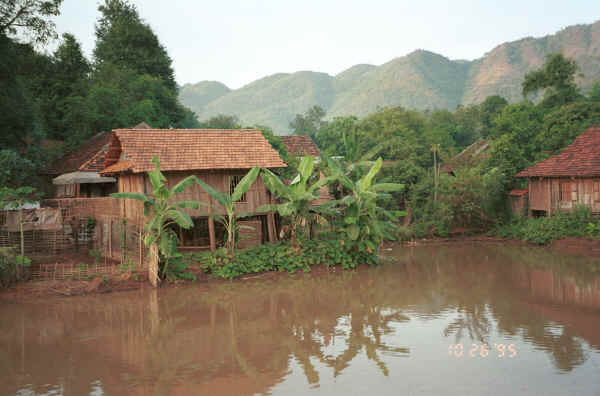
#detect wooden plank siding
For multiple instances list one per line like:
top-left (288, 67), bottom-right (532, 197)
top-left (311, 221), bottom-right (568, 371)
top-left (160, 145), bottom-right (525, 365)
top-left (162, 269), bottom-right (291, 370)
top-left (528, 177), bottom-right (600, 215)
top-left (118, 170), bottom-right (274, 221)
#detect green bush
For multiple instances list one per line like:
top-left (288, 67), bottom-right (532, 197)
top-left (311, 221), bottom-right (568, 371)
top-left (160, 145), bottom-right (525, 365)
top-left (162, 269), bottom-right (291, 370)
top-left (190, 238), bottom-right (374, 280)
top-left (494, 205), bottom-right (596, 244)
top-left (0, 247), bottom-right (31, 287)
top-left (164, 254), bottom-right (197, 281)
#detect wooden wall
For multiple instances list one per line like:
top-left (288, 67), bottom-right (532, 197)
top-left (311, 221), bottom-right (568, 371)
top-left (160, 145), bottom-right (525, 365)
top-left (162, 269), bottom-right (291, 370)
top-left (528, 177), bottom-right (600, 215)
top-left (118, 170), bottom-right (274, 221)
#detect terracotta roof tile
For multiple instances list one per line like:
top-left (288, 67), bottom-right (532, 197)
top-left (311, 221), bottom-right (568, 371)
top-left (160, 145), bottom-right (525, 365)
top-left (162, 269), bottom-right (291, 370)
top-left (516, 126), bottom-right (600, 177)
top-left (44, 132), bottom-right (111, 175)
top-left (101, 161), bottom-right (133, 174)
top-left (509, 189), bottom-right (529, 196)
top-left (103, 129), bottom-right (287, 173)
top-left (281, 135), bottom-right (320, 156)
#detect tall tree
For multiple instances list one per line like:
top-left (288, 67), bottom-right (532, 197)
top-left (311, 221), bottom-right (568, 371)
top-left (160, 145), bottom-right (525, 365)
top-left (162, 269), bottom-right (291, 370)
top-left (0, 0), bottom-right (63, 44)
top-left (289, 105), bottom-right (326, 137)
top-left (89, 0), bottom-right (194, 132)
top-left (0, 35), bottom-right (35, 149)
top-left (94, 0), bottom-right (176, 91)
top-left (198, 114), bottom-right (241, 129)
top-left (479, 95), bottom-right (508, 135)
top-left (40, 33), bottom-right (91, 140)
top-left (522, 53), bottom-right (581, 108)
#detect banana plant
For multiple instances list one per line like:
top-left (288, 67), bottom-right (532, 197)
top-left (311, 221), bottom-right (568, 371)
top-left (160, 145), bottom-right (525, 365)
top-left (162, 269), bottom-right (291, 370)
top-left (111, 157), bottom-right (201, 285)
top-left (326, 156), bottom-right (405, 256)
top-left (196, 167), bottom-right (260, 255)
top-left (259, 156), bottom-right (335, 248)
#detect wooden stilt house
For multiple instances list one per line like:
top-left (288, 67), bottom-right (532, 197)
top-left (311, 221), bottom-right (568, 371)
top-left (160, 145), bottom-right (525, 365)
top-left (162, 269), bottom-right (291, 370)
top-left (100, 129), bottom-right (287, 250)
top-left (516, 126), bottom-right (600, 216)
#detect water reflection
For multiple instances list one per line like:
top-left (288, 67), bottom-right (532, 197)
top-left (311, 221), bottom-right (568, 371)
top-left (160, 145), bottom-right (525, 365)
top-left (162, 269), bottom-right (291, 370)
top-left (1, 243), bottom-right (600, 395)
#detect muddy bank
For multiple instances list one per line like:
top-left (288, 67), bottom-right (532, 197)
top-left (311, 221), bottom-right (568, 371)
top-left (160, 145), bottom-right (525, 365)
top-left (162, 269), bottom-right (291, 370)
top-left (398, 235), bottom-right (600, 257)
top-left (0, 260), bottom-right (349, 301)
top-left (0, 273), bottom-right (146, 301)
top-left (3, 237), bottom-right (600, 301)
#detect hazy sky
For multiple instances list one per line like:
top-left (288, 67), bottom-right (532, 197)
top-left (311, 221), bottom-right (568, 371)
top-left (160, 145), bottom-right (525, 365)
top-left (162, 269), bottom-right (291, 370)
top-left (53, 0), bottom-right (600, 89)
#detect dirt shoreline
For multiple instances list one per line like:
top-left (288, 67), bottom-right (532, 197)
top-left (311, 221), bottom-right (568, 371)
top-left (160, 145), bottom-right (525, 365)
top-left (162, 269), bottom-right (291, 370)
top-left (2, 236), bottom-right (599, 301)
top-left (397, 235), bottom-right (600, 256)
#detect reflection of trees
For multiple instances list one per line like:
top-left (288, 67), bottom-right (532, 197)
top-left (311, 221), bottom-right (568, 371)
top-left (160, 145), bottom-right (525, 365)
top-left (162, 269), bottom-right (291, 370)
top-left (391, 244), bottom-right (600, 373)
top-left (2, 243), bottom-right (600, 394)
top-left (443, 304), bottom-right (490, 343)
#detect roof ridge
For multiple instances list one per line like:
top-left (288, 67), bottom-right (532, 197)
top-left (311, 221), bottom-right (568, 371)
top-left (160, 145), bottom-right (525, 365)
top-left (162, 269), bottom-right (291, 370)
top-left (106, 127), bottom-right (287, 173)
top-left (516, 125), bottom-right (600, 177)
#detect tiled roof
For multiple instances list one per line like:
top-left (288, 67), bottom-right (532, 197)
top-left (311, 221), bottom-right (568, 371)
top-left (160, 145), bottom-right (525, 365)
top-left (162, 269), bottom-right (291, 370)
top-left (132, 121), bottom-right (152, 130)
top-left (443, 139), bottom-right (490, 174)
top-left (102, 129), bottom-right (287, 173)
top-left (44, 132), bottom-right (111, 175)
top-left (281, 135), bottom-right (320, 156)
top-left (509, 189), bottom-right (529, 196)
top-left (516, 126), bottom-right (600, 177)
top-left (101, 161), bottom-right (133, 174)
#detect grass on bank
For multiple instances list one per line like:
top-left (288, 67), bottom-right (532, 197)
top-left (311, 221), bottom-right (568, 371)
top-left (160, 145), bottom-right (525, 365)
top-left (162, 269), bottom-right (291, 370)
top-left (494, 205), bottom-right (600, 245)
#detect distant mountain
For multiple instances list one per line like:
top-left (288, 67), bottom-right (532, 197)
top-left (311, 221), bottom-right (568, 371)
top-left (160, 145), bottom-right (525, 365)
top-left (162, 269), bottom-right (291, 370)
top-left (180, 20), bottom-right (600, 134)
top-left (179, 81), bottom-right (231, 113)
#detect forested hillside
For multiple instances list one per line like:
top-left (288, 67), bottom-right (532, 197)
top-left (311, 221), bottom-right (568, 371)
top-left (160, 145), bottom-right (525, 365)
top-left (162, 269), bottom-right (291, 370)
top-left (181, 20), bottom-right (600, 133)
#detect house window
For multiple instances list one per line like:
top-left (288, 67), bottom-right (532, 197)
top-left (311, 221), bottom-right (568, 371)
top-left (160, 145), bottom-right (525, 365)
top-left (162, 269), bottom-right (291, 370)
top-left (560, 181), bottom-right (578, 202)
top-left (560, 182), bottom-right (570, 202)
top-left (229, 175), bottom-right (247, 202)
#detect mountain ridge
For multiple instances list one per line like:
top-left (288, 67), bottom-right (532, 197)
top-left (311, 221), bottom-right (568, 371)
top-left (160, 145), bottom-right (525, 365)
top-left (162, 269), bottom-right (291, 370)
top-left (180, 20), bottom-right (600, 134)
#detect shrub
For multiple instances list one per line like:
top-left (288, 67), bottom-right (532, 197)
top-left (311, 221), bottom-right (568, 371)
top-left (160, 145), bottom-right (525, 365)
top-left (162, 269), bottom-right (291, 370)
top-left (0, 247), bottom-right (31, 287)
top-left (494, 205), bottom-right (595, 244)
top-left (191, 238), bottom-right (374, 280)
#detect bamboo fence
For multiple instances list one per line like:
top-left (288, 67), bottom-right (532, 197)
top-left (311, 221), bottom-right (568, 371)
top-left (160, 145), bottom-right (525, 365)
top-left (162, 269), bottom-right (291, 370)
top-left (1, 198), bottom-right (148, 280)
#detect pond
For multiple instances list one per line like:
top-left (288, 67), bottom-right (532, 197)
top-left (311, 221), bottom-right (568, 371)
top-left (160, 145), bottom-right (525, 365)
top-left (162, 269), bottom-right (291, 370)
top-left (1, 243), bottom-right (600, 395)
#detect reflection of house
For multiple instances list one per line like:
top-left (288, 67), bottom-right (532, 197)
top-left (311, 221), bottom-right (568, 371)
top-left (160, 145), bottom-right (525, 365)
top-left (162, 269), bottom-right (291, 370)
top-left (516, 126), bottom-right (600, 216)
top-left (100, 128), bottom-right (287, 250)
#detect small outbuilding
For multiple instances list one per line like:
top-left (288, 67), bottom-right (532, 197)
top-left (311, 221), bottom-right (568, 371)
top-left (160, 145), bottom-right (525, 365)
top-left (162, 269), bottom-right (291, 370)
top-left (516, 126), bottom-right (600, 216)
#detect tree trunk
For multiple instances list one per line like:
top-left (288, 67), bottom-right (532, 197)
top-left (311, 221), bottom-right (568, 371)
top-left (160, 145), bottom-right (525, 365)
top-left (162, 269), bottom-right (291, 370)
top-left (149, 243), bottom-right (159, 287)
top-left (18, 210), bottom-right (23, 280)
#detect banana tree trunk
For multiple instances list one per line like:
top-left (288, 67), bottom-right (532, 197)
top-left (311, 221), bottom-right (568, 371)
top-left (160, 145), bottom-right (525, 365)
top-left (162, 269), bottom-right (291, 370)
top-left (149, 243), bottom-right (160, 287)
top-left (18, 210), bottom-right (23, 280)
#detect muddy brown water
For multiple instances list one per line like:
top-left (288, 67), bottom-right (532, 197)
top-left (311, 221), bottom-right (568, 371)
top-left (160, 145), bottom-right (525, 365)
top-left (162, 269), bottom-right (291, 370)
top-left (2, 243), bottom-right (600, 395)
